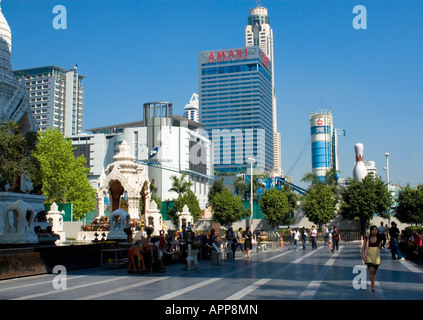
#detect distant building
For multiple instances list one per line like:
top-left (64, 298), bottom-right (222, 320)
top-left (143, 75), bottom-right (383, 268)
top-left (14, 65), bottom-right (85, 136)
top-left (183, 93), bottom-right (199, 122)
top-left (70, 102), bottom-right (212, 209)
top-left (199, 46), bottom-right (273, 174)
top-left (245, 3), bottom-right (281, 176)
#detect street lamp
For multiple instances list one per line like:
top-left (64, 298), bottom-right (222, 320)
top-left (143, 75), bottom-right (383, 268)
top-left (384, 152), bottom-right (391, 224)
top-left (384, 152), bottom-right (390, 192)
top-left (247, 157), bottom-right (256, 233)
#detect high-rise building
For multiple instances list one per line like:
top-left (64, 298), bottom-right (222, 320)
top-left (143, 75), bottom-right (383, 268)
top-left (199, 46), bottom-right (273, 173)
top-left (0, 2), bottom-right (34, 132)
top-left (14, 65), bottom-right (85, 136)
top-left (245, 2), bottom-right (282, 176)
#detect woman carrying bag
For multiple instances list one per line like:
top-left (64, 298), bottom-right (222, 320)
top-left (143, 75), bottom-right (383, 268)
top-left (361, 225), bottom-right (382, 292)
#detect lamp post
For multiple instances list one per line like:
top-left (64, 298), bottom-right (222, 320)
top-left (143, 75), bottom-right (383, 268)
top-left (384, 153), bottom-right (390, 191)
top-left (247, 157), bottom-right (255, 233)
top-left (384, 152), bottom-right (391, 224)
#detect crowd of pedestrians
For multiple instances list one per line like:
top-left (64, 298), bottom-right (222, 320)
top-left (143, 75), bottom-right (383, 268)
top-left (288, 225), bottom-right (341, 252)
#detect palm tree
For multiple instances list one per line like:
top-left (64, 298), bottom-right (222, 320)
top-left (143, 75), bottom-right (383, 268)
top-left (169, 172), bottom-right (193, 197)
top-left (301, 168), bottom-right (340, 195)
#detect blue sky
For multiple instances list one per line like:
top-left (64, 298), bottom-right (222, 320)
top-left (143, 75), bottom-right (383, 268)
top-left (4, 0), bottom-right (423, 189)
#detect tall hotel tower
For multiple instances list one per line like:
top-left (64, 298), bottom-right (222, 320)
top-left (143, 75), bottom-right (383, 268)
top-left (199, 47), bottom-right (273, 173)
top-left (245, 2), bottom-right (282, 176)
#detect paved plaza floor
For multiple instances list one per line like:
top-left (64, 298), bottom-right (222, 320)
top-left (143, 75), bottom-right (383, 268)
top-left (1, 242), bottom-right (422, 304)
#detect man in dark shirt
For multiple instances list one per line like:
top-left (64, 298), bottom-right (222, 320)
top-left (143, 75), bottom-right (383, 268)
top-left (389, 222), bottom-right (404, 260)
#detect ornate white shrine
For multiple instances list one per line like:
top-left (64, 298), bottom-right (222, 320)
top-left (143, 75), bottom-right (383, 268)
top-left (96, 140), bottom-right (150, 220)
top-left (0, 199), bottom-right (38, 244)
top-left (178, 205), bottom-right (193, 230)
top-left (46, 202), bottom-right (66, 240)
top-left (145, 200), bottom-right (163, 236)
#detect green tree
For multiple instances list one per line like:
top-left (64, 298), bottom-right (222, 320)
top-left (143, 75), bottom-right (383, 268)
top-left (33, 128), bottom-right (96, 220)
top-left (0, 121), bottom-right (38, 192)
top-left (169, 172), bottom-right (193, 197)
top-left (301, 168), bottom-right (340, 195)
top-left (301, 183), bottom-right (338, 229)
top-left (394, 184), bottom-right (423, 226)
top-left (211, 188), bottom-right (246, 227)
top-left (234, 176), bottom-right (248, 200)
top-left (339, 175), bottom-right (392, 236)
top-left (208, 177), bottom-right (225, 206)
top-left (259, 188), bottom-right (292, 228)
top-left (170, 190), bottom-right (201, 224)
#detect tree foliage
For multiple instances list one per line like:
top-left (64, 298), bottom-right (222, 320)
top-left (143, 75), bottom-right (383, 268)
top-left (32, 128), bottom-right (96, 220)
top-left (169, 172), bottom-right (193, 197)
top-left (339, 175), bottom-right (392, 235)
top-left (169, 190), bottom-right (201, 224)
top-left (211, 187), bottom-right (246, 227)
top-left (0, 121), bottom-right (38, 191)
top-left (259, 188), bottom-right (292, 228)
top-left (301, 183), bottom-right (338, 228)
top-left (394, 184), bottom-right (423, 226)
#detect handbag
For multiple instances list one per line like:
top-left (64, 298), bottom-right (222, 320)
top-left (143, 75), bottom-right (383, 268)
top-left (362, 237), bottom-right (369, 263)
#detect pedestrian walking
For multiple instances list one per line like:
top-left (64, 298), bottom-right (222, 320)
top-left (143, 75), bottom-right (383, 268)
top-left (292, 229), bottom-right (299, 251)
top-left (361, 225), bottom-right (382, 292)
top-left (242, 226), bottom-right (253, 258)
top-left (388, 222), bottom-right (405, 260)
top-left (377, 222), bottom-right (388, 249)
top-left (225, 226), bottom-right (237, 259)
top-left (332, 227), bottom-right (341, 251)
top-left (310, 225), bottom-right (318, 250)
top-left (323, 225), bottom-right (329, 246)
top-left (234, 227), bottom-right (244, 253)
top-left (301, 227), bottom-right (307, 250)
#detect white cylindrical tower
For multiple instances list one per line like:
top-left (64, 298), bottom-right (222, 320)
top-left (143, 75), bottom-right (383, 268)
top-left (310, 110), bottom-right (334, 180)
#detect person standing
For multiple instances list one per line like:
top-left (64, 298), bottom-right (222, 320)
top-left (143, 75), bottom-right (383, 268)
top-left (361, 225), bottom-right (382, 292)
top-left (377, 222), bottom-right (388, 249)
top-left (225, 226), bottom-right (237, 259)
top-left (323, 225), bottom-right (329, 246)
top-left (301, 227), bottom-right (307, 250)
top-left (234, 227), bottom-right (244, 253)
top-left (310, 226), bottom-right (318, 250)
top-left (242, 226), bottom-right (253, 258)
top-left (332, 227), bottom-right (341, 252)
top-left (292, 229), bottom-right (299, 251)
top-left (389, 222), bottom-right (405, 260)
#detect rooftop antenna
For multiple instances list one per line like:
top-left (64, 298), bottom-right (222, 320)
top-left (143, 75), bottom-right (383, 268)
top-left (256, 0), bottom-right (261, 7)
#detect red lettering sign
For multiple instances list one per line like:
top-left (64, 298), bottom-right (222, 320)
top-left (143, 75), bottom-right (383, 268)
top-left (262, 52), bottom-right (269, 69)
top-left (208, 49), bottom-right (249, 63)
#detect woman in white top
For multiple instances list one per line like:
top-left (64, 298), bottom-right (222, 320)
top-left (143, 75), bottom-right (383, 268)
top-left (293, 229), bottom-right (299, 251)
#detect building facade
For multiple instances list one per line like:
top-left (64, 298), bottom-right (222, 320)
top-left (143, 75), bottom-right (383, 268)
top-left (14, 65), bottom-right (84, 136)
top-left (199, 46), bottom-right (273, 173)
top-left (70, 102), bottom-right (212, 210)
top-left (245, 3), bottom-right (282, 176)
